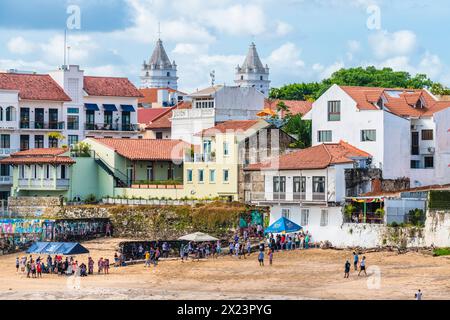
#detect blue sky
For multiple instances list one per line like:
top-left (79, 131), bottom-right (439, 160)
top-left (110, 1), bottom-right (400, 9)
top-left (0, 0), bottom-right (449, 92)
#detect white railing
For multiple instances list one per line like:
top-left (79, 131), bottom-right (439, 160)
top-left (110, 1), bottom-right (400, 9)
top-left (172, 108), bottom-right (215, 119)
top-left (18, 179), bottom-right (70, 189)
top-left (246, 192), bottom-right (328, 203)
top-left (0, 148), bottom-right (19, 156)
top-left (0, 121), bottom-right (17, 130)
top-left (0, 176), bottom-right (12, 184)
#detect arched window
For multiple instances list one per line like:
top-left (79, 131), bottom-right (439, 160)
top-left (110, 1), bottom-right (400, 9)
top-left (0, 107), bottom-right (3, 121)
top-left (6, 106), bottom-right (14, 121)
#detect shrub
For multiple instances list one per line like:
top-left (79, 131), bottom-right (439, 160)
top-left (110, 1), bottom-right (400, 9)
top-left (84, 194), bottom-right (97, 204)
top-left (433, 248), bottom-right (450, 256)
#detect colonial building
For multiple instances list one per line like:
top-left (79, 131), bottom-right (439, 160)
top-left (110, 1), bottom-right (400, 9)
top-left (304, 85), bottom-right (450, 187)
top-left (141, 39), bottom-right (178, 90)
top-left (235, 43), bottom-right (270, 98)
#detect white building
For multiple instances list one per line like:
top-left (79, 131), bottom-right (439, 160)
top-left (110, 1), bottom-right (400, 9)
top-left (245, 141), bottom-right (374, 245)
top-left (49, 65), bottom-right (142, 144)
top-left (235, 43), bottom-right (270, 98)
top-left (141, 39), bottom-right (178, 90)
top-left (304, 85), bottom-right (450, 186)
top-left (171, 85), bottom-right (265, 144)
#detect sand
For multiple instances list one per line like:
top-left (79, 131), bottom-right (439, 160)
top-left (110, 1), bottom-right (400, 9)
top-left (0, 238), bottom-right (449, 300)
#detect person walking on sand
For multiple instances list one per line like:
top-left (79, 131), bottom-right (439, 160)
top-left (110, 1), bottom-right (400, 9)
top-left (246, 239), bottom-right (252, 256)
top-left (344, 260), bottom-right (351, 278)
top-left (358, 256), bottom-right (367, 276)
top-left (353, 252), bottom-right (359, 271)
top-left (415, 289), bottom-right (423, 300)
top-left (144, 251), bottom-right (150, 267)
top-left (15, 257), bottom-right (19, 273)
top-left (268, 249), bottom-right (273, 266)
top-left (258, 250), bottom-right (265, 266)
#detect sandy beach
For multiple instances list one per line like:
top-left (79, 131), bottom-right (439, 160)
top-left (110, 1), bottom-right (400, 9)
top-left (0, 238), bottom-right (449, 300)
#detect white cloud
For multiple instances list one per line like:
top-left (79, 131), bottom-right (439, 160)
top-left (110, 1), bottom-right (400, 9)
top-left (7, 37), bottom-right (36, 55)
top-left (275, 21), bottom-right (294, 36)
top-left (266, 42), bottom-right (305, 69)
top-left (368, 30), bottom-right (417, 59)
top-left (172, 43), bottom-right (208, 56)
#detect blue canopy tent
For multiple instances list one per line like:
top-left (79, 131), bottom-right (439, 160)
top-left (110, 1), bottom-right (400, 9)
top-left (264, 217), bottom-right (302, 234)
top-left (27, 242), bottom-right (89, 255)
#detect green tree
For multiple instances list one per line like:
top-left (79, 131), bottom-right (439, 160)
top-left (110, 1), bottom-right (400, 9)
top-left (282, 114), bottom-right (312, 149)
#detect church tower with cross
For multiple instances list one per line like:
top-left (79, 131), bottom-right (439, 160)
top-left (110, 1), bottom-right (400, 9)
top-left (141, 28), bottom-right (178, 89)
top-left (235, 42), bottom-right (270, 98)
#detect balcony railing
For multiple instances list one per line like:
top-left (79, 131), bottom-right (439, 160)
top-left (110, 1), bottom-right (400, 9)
top-left (18, 179), bottom-right (70, 190)
top-left (0, 148), bottom-right (19, 157)
top-left (85, 123), bottom-right (138, 132)
top-left (0, 176), bottom-right (12, 185)
top-left (172, 108), bottom-right (215, 119)
top-left (20, 121), bottom-right (65, 130)
top-left (246, 192), bottom-right (325, 203)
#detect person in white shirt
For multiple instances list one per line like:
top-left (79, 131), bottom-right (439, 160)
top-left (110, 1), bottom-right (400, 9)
top-left (415, 289), bottom-right (423, 300)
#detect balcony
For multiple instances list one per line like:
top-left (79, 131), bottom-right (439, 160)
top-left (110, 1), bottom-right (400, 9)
top-left (0, 176), bottom-right (12, 185)
top-left (172, 108), bottom-right (215, 120)
top-left (246, 192), bottom-right (325, 204)
top-left (20, 121), bottom-right (65, 130)
top-left (18, 179), bottom-right (70, 190)
top-left (185, 153), bottom-right (216, 163)
top-left (85, 123), bottom-right (139, 132)
top-left (0, 148), bottom-right (19, 157)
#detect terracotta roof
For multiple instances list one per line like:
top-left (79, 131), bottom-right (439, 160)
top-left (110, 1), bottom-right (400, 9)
top-left (0, 156), bottom-right (75, 165)
top-left (246, 141), bottom-right (370, 171)
top-left (0, 148), bottom-right (74, 165)
top-left (146, 109), bottom-right (173, 129)
top-left (138, 108), bottom-right (172, 125)
top-left (84, 76), bottom-right (143, 98)
top-left (340, 86), bottom-right (450, 117)
top-left (196, 120), bottom-right (262, 137)
top-left (0, 73), bottom-right (71, 102)
top-left (138, 88), bottom-right (186, 104)
top-left (91, 138), bottom-right (190, 161)
top-left (176, 101), bottom-right (192, 109)
top-left (264, 99), bottom-right (313, 118)
top-left (11, 148), bottom-right (67, 157)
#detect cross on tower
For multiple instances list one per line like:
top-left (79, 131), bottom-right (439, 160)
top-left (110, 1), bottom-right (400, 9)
top-left (158, 22), bottom-right (162, 40)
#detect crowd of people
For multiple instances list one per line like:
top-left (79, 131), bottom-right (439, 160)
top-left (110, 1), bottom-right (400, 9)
top-left (266, 231), bottom-right (314, 251)
top-left (15, 254), bottom-right (116, 278)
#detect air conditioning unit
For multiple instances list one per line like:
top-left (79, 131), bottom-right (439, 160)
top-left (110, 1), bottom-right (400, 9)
top-left (428, 147), bottom-right (435, 154)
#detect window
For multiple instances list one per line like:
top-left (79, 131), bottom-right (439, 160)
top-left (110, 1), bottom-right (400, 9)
top-left (104, 111), bottom-right (113, 126)
top-left (35, 135), bottom-right (44, 149)
top-left (361, 130), bottom-right (376, 142)
top-left (198, 169), bottom-right (204, 183)
top-left (424, 156), bottom-right (434, 168)
top-left (61, 165), bottom-right (67, 180)
top-left (156, 132), bottom-right (163, 140)
top-left (35, 108), bottom-right (44, 128)
top-left (20, 135), bottom-right (29, 151)
top-left (313, 177), bottom-right (326, 193)
top-left (19, 165), bottom-right (26, 179)
top-left (223, 169), bottom-right (229, 183)
top-left (122, 111), bottom-right (131, 131)
top-left (0, 135), bottom-right (10, 149)
top-left (32, 165), bottom-right (38, 179)
top-left (167, 72), bottom-right (171, 77)
top-left (0, 164), bottom-right (10, 177)
top-left (318, 130), bottom-right (332, 143)
top-left (260, 76), bottom-right (263, 81)
top-left (209, 169), bottom-right (216, 183)
top-left (0, 106), bottom-right (2, 121)
top-left (293, 176), bottom-right (306, 193)
top-left (49, 137), bottom-right (58, 148)
top-left (281, 208), bottom-right (291, 220)
top-left (49, 109), bottom-right (58, 129)
top-left (67, 115), bottom-right (79, 130)
top-left (301, 209), bottom-right (309, 226)
top-left (422, 130), bottom-right (433, 141)
top-left (44, 165), bottom-right (51, 179)
top-left (320, 209), bottom-right (329, 226)
top-left (187, 169), bottom-right (193, 183)
top-left (411, 160), bottom-right (420, 169)
top-left (6, 106), bottom-right (13, 121)
top-left (20, 108), bottom-right (30, 128)
top-left (223, 142), bottom-right (230, 156)
top-left (273, 176), bottom-right (286, 193)
top-left (167, 164), bottom-right (174, 180)
top-left (86, 110), bottom-right (95, 129)
top-left (68, 108), bottom-right (79, 114)
top-left (146, 165), bottom-right (153, 181)
top-left (327, 101), bottom-right (341, 121)
top-left (68, 135), bottom-right (78, 146)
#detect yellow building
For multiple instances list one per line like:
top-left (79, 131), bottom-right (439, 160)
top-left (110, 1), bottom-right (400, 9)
top-left (183, 120), bottom-right (270, 201)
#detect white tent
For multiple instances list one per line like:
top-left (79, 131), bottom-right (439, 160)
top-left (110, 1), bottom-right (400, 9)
top-left (178, 232), bottom-right (219, 242)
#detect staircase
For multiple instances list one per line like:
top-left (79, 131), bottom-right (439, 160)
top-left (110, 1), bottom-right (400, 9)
top-left (94, 156), bottom-right (129, 188)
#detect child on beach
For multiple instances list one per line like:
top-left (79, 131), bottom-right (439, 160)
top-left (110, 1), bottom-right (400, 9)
top-left (353, 252), bottom-right (359, 271)
top-left (268, 249), bottom-right (273, 266)
top-left (344, 260), bottom-right (351, 278)
top-left (16, 257), bottom-right (19, 273)
top-left (358, 256), bottom-right (367, 276)
top-left (258, 250), bottom-right (264, 266)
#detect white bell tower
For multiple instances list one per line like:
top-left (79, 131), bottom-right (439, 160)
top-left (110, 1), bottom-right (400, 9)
top-left (235, 42), bottom-right (270, 97)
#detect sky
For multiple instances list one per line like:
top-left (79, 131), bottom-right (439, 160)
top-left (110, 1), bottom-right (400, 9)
top-left (0, 0), bottom-right (449, 93)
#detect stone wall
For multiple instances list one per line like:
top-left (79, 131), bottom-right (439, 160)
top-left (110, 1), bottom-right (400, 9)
top-left (8, 197), bottom-right (62, 218)
top-left (424, 210), bottom-right (450, 247)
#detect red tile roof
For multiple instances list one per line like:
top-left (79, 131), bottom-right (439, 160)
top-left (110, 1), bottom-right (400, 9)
top-left (138, 88), bottom-right (186, 104)
top-left (340, 86), bottom-right (450, 117)
top-left (0, 148), bottom-right (74, 165)
top-left (245, 141), bottom-right (370, 171)
top-left (362, 183), bottom-right (450, 197)
top-left (84, 76), bottom-right (143, 98)
top-left (0, 73), bottom-right (71, 102)
top-left (138, 108), bottom-right (173, 125)
top-left (91, 138), bottom-right (191, 161)
top-left (146, 109), bottom-right (173, 129)
top-left (196, 120), bottom-right (262, 137)
top-left (264, 99), bottom-right (313, 118)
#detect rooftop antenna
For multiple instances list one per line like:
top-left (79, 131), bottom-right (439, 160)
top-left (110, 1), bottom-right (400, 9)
top-left (158, 21), bottom-right (162, 40)
top-left (67, 46), bottom-right (71, 66)
top-left (210, 70), bottom-right (216, 86)
top-left (63, 29), bottom-right (67, 68)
